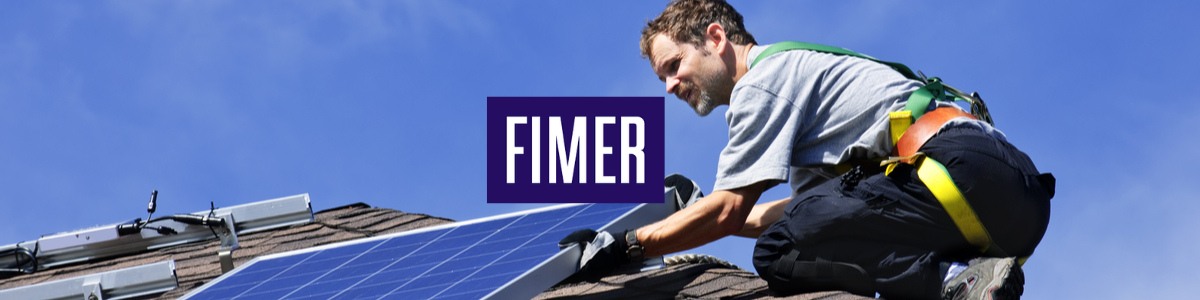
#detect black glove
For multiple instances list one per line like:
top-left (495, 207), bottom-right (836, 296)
top-left (558, 229), bottom-right (631, 280)
top-left (665, 173), bottom-right (704, 211)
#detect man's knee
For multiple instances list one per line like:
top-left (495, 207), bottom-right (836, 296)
top-left (758, 247), bottom-right (875, 297)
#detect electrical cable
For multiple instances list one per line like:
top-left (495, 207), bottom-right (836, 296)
top-left (0, 245), bottom-right (39, 277)
top-left (127, 201), bottom-right (227, 238)
top-left (5, 190), bottom-right (230, 278)
top-left (132, 195), bottom-right (225, 237)
top-left (206, 201), bottom-right (222, 241)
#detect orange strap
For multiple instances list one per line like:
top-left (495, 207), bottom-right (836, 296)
top-left (895, 107), bottom-right (977, 157)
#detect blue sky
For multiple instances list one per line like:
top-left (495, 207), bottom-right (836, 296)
top-left (2, 1), bottom-right (1198, 298)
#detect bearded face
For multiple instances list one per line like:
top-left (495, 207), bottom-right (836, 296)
top-left (650, 35), bottom-right (735, 117)
top-left (689, 64), bottom-right (732, 116)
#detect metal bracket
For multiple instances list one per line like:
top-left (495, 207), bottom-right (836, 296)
top-left (639, 256), bottom-right (666, 272)
top-left (218, 249), bottom-right (235, 274)
top-left (81, 278), bottom-right (102, 300)
top-left (215, 214), bottom-right (239, 274)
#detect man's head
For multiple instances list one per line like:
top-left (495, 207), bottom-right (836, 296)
top-left (641, 0), bottom-right (756, 116)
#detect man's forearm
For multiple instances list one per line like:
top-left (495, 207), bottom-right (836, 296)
top-left (735, 198), bottom-right (789, 238)
top-left (634, 183), bottom-right (765, 257)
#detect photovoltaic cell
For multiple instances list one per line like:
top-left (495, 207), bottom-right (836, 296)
top-left (183, 203), bottom-right (639, 300)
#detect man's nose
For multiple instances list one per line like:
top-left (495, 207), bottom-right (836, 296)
top-left (665, 76), bottom-right (680, 95)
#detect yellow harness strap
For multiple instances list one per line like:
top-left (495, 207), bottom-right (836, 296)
top-left (913, 156), bottom-right (992, 254)
top-left (888, 110), bottom-right (912, 146)
top-left (885, 108), bottom-right (1029, 264)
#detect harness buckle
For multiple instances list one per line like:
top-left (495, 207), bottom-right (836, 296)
top-left (881, 152), bottom-right (925, 176)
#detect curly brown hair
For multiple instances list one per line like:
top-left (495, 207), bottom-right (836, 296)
top-left (640, 0), bottom-right (757, 59)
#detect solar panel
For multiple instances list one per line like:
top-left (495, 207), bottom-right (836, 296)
top-left (182, 202), bottom-right (664, 300)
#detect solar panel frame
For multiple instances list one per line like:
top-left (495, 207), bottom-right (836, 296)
top-left (181, 200), bottom-right (672, 300)
top-left (484, 201), bottom-right (673, 299)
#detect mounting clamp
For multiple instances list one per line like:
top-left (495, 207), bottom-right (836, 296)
top-left (214, 214), bottom-right (239, 274)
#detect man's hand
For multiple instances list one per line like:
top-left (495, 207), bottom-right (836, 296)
top-left (558, 229), bottom-right (632, 280)
top-left (665, 173), bottom-right (704, 211)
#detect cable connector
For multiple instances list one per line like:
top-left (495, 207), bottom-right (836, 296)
top-left (117, 219), bottom-right (143, 236)
top-left (168, 214), bottom-right (226, 227)
top-left (144, 226), bottom-right (178, 235)
top-left (147, 190), bottom-right (158, 216)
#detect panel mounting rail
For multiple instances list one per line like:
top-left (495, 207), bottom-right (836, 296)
top-left (0, 260), bottom-right (177, 300)
top-left (0, 193), bottom-right (313, 272)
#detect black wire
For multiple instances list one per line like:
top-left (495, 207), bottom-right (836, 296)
top-left (142, 216), bottom-right (174, 225)
top-left (5, 194), bottom-right (233, 277)
top-left (31, 242), bottom-right (39, 273)
top-left (206, 201), bottom-right (221, 241)
top-left (0, 246), bottom-right (38, 277)
top-left (141, 209), bottom-right (226, 227)
top-left (133, 205), bottom-right (227, 239)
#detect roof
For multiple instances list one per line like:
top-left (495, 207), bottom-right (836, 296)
top-left (538, 262), bottom-right (867, 300)
top-left (0, 202), bottom-right (868, 299)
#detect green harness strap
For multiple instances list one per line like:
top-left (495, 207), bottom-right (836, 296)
top-left (751, 41), bottom-right (918, 79)
top-left (751, 41), bottom-right (952, 122)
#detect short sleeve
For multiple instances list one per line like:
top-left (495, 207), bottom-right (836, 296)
top-left (712, 85), bottom-right (804, 191)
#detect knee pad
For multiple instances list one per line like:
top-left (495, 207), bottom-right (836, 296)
top-left (764, 250), bottom-right (875, 297)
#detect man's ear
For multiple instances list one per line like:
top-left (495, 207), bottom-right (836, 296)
top-left (705, 23), bottom-right (727, 55)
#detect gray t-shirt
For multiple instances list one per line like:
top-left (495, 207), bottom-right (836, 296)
top-left (712, 44), bottom-right (923, 197)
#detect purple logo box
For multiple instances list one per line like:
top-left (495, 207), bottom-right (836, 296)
top-left (487, 97), bottom-right (664, 203)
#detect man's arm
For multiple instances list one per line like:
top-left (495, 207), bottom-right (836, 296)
top-left (635, 181), bottom-right (768, 257)
top-left (735, 197), bottom-right (790, 238)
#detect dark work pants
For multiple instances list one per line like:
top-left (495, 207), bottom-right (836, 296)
top-left (752, 124), bottom-right (1054, 299)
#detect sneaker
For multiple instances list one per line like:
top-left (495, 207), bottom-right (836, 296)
top-left (942, 257), bottom-right (1024, 300)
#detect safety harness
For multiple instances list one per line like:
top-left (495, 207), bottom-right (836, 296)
top-left (751, 41), bottom-right (1027, 265)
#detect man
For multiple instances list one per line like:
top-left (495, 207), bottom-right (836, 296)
top-left (559, 1), bottom-right (1054, 299)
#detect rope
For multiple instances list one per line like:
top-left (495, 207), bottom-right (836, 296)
top-left (663, 253), bottom-right (742, 270)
